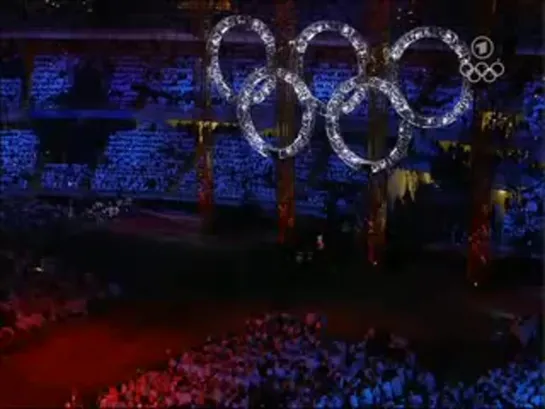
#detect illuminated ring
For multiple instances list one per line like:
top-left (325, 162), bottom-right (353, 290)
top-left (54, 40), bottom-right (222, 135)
top-left (459, 60), bottom-right (505, 84)
top-left (459, 62), bottom-right (481, 83)
top-left (208, 18), bottom-right (476, 174)
top-left (291, 21), bottom-right (370, 116)
top-left (482, 71), bottom-right (499, 84)
top-left (490, 60), bottom-right (505, 77)
top-left (207, 16), bottom-right (276, 104)
top-left (482, 69), bottom-right (501, 84)
top-left (466, 71), bottom-right (482, 83)
top-left (474, 62), bottom-right (496, 84)
top-left (459, 61), bottom-right (476, 77)
top-left (388, 26), bottom-right (473, 128)
top-left (482, 60), bottom-right (505, 83)
top-left (236, 67), bottom-right (317, 159)
top-left (325, 76), bottom-right (414, 174)
top-left (474, 62), bottom-right (490, 77)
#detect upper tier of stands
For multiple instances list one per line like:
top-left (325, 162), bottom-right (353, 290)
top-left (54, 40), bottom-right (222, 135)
top-left (0, 53), bottom-right (542, 215)
top-left (1, 53), bottom-right (540, 139)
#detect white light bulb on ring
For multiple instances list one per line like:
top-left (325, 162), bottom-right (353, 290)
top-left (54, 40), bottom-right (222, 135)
top-left (290, 21), bottom-right (370, 116)
top-left (325, 76), bottom-right (414, 174)
top-left (236, 67), bottom-right (318, 159)
top-left (206, 16), bottom-right (276, 105)
top-left (386, 26), bottom-right (473, 128)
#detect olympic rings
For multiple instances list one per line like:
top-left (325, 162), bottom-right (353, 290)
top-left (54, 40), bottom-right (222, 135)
top-left (326, 77), bottom-right (414, 174)
top-left (236, 67), bottom-right (318, 159)
top-left (459, 59), bottom-right (505, 84)
top-left (291, 21), bottom-right (370, 115)
top-left (206, 15), bottom-right (276, 105)
top-left (387, 26), bottom-right (473, 128)
top-left (207, 16), bottom-right (475, 173)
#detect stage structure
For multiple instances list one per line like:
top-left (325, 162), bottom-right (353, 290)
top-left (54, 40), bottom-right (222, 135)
top-left (365, 0), bottom-right (391, 266)
top-left (193, 0), bottom-right (216, 233)
top-left (274, 0), bottom-right (297, 244)
top-left (176, 0), bottom-right (234, 232)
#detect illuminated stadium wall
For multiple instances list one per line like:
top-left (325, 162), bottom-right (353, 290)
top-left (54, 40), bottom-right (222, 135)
top-left (1, 52), bottom-right (543, 227)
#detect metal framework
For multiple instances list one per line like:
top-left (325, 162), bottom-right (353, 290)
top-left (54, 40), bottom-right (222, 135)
top-left (274, 0), bottom-right (298, 244)
top-left (365, 0), bottom-right (391, 267)
top-left (467, 0), bottom-right (499, 284)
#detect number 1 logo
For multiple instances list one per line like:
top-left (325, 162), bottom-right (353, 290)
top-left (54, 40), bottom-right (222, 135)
top-left (471, 36), bottom-right (494, 60)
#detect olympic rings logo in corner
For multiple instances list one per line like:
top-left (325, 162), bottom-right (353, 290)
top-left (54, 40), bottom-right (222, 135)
top-left (206, 16), bottom-right (478, 174)
top-left (459, 36), bottom-right (505, 84)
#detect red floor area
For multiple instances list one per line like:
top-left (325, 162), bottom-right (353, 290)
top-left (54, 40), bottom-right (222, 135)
top-left (0, 289), bottom-right (540, 407)
top-left (0, 302), bottom-right (259, 407)
top-left (110, 213), bottom-right (198, 237)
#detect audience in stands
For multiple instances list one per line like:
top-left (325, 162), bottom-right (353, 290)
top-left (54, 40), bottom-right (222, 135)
top-left (95, 313), bottom-right (543, 408)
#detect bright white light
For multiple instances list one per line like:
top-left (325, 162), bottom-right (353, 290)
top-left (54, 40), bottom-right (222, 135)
top-left (325, 77), bottom-right (413, 173)
top-left (236, 67), bottom-right (317, 159)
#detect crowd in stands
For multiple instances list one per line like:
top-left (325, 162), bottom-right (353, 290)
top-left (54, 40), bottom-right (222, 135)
top-left (24, 53), bottom-right (475, 120)
top-left (0, 127), bottom-right (362, 209)
top-left (2, 52), bottom-right (541, 224)
top-left (0, 78), bottom-right (22, 113)
top-left (95, 312), bottom-right (544, 409)
top-left (0, 197), bottom-right (540, 409)
top-left (1, 53), bottom-right (541, 210)
top-left (92, 128), bottom-right (198, 195)
top-left (502, 183), bottom-right (544, 254)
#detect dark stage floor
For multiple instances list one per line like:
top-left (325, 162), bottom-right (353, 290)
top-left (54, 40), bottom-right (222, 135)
top-left (53, 211), bottom-right (542, 295)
